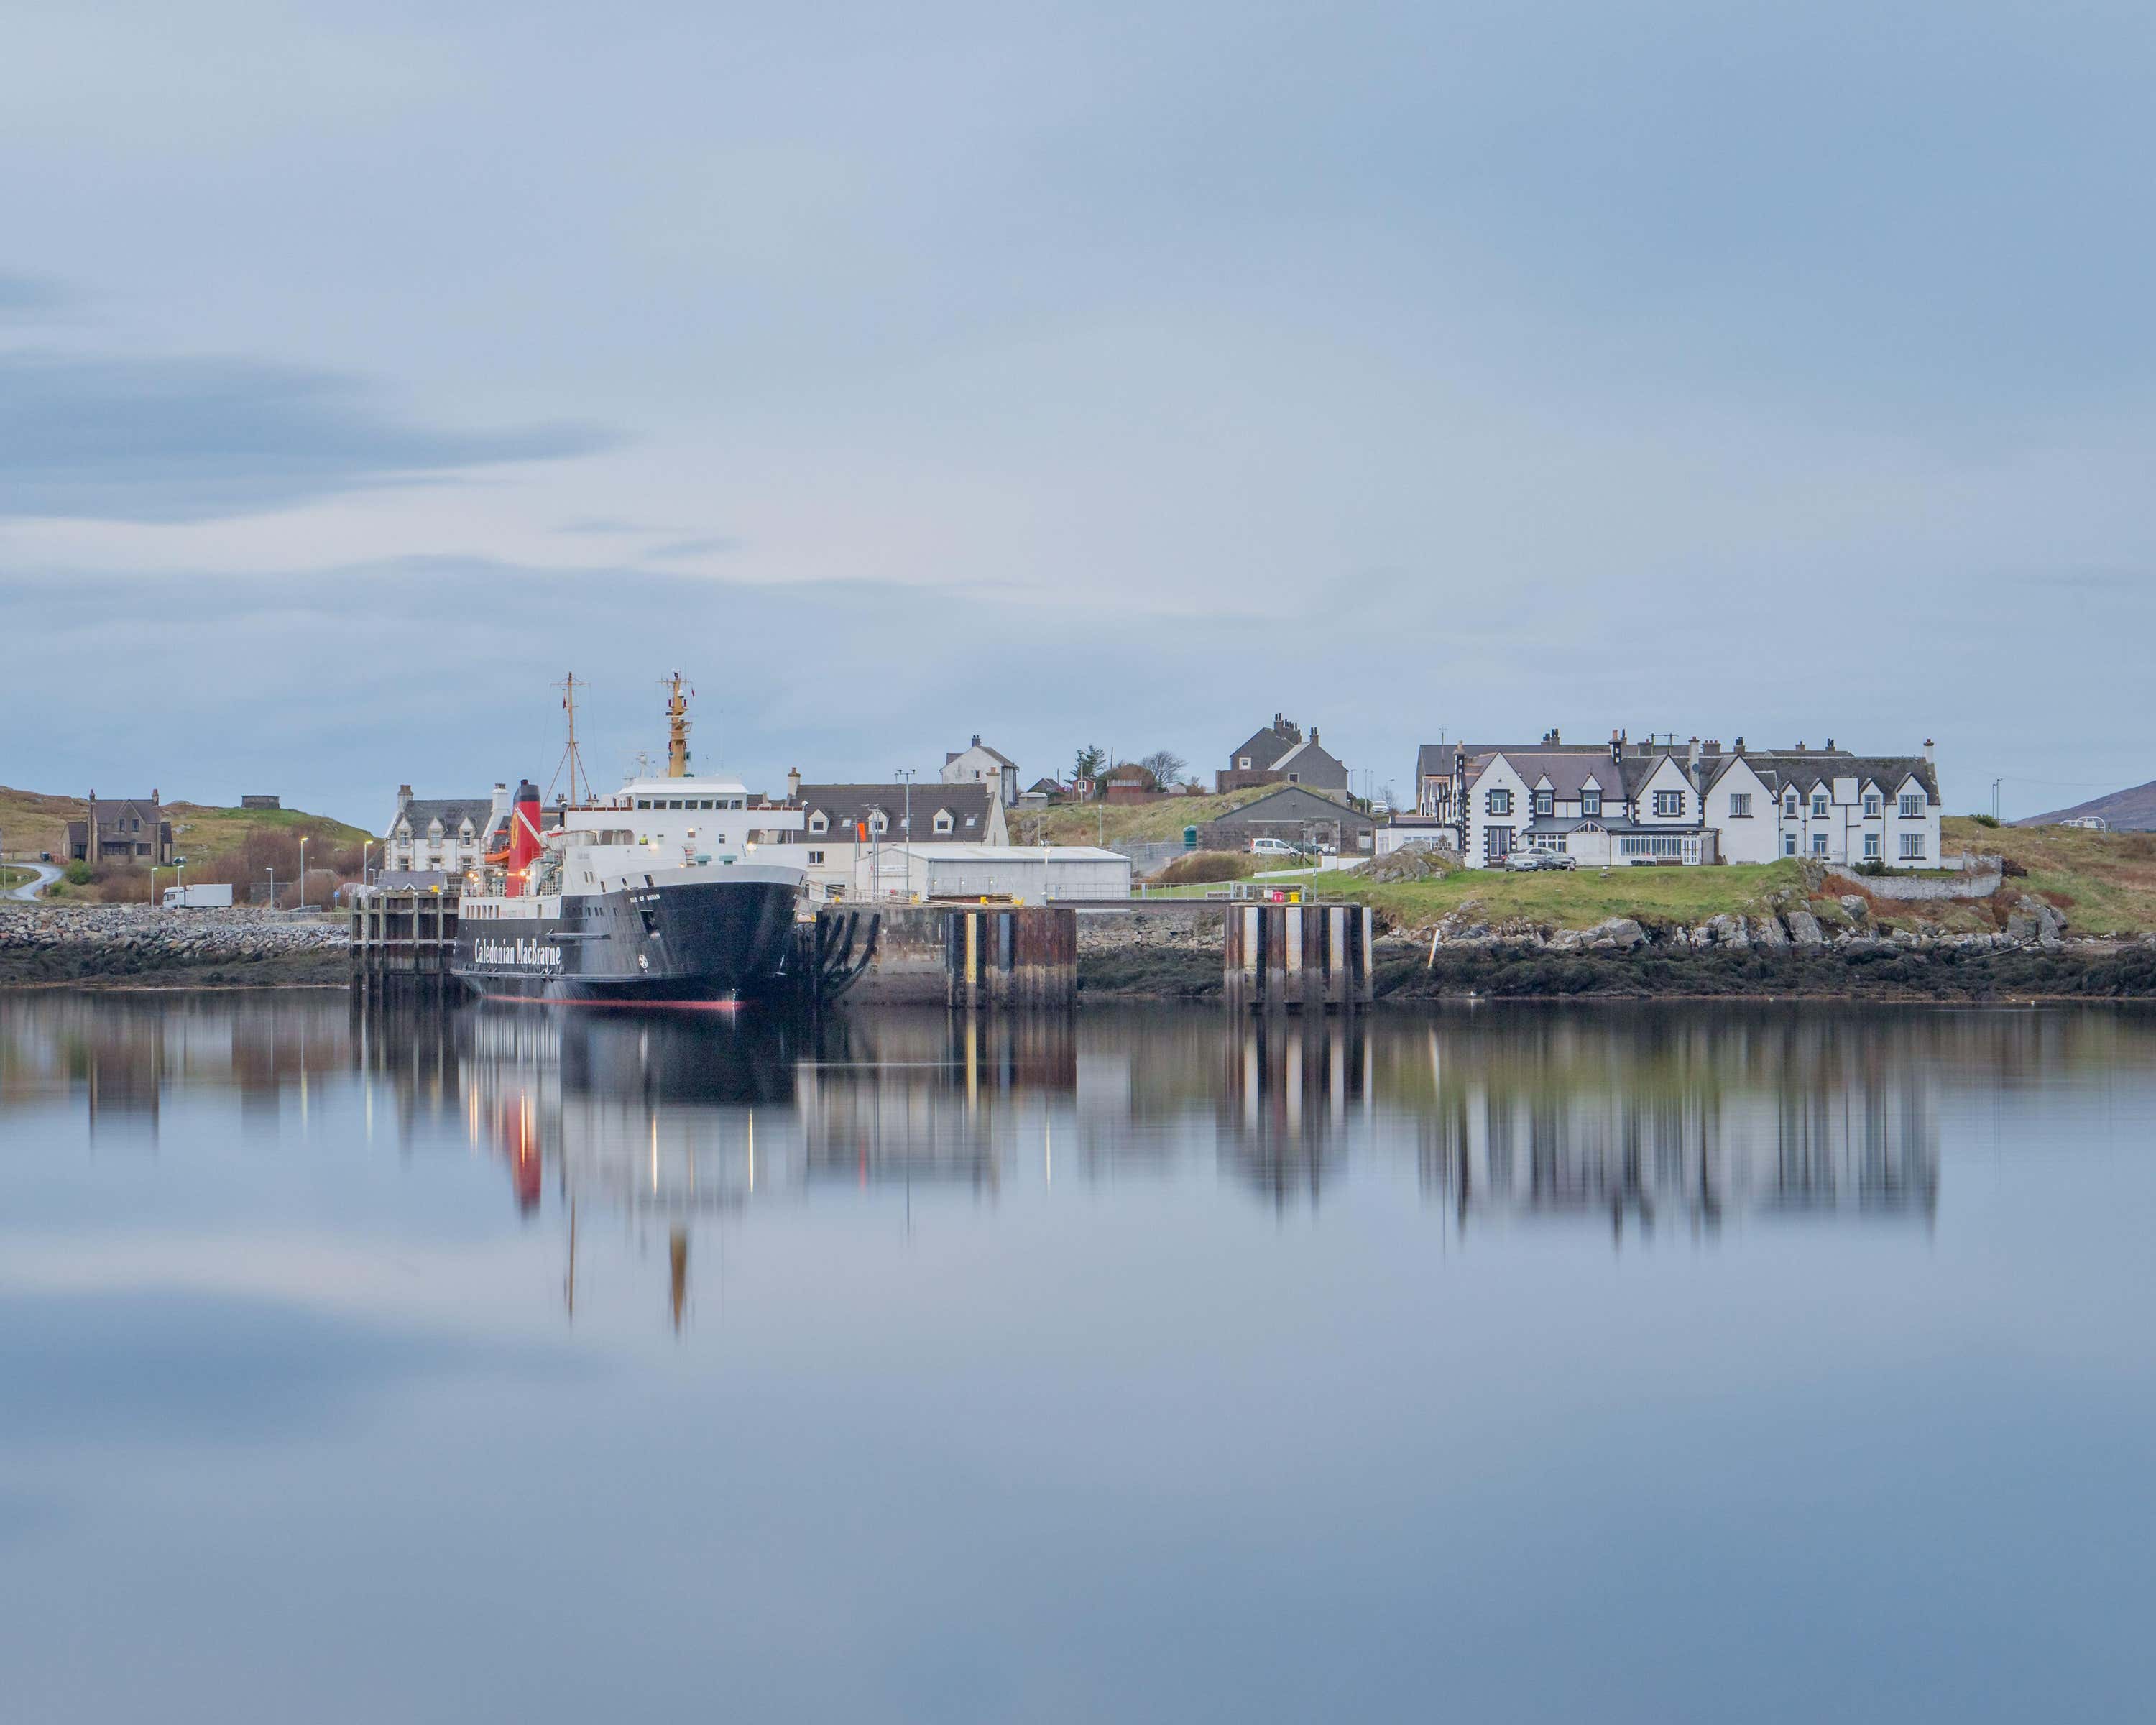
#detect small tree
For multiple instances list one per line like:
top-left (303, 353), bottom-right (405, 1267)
top-left (1072, 745), bottom-right (1107, 786)
top-left (1138, 750), bottom-right (1187, 790)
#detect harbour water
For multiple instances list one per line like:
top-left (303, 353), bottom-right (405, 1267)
top-left (3, 993), bottom-right (2153, 1721)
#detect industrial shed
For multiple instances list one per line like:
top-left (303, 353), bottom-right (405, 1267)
top-left (864, 844), bottom-right (1131, 902)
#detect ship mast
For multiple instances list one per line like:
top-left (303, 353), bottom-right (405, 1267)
top-left (663, 672), bottom-right (694, 778)
top-left (549, 671), bottom-right (591, 805)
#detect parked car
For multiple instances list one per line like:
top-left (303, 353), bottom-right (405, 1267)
top-left (1248, 837), bottom-right (1298, 857)
top-left (1505, 849), bottom-right (1577, 871)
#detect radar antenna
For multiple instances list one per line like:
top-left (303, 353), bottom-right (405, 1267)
top-left (661, 672), bottom-right (695, 778)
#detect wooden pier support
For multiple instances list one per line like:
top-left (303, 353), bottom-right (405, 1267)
top-left (1222, 901), bottom-right (1374, 1012)
top-left (349, 888), bottom-right (461, 998)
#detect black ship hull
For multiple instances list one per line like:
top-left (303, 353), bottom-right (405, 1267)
top-left (452, 874), bottom-right (801, 1005)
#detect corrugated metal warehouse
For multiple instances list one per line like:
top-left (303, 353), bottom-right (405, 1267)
top-left (865, 844), bottom-right (1131, 901)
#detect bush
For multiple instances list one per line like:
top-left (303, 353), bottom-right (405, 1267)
top-left (1152, 850), bottom-right (1255, 886)
top-left (63, 861), bottom-right (93, 885)
top-left (1970, 813), bottom-right (2001, 829)
top-left (1856, 857), bottom-right (1887, 878)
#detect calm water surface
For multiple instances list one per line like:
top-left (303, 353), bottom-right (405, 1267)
top-left (2, 993), bottom-right (2152, 1722)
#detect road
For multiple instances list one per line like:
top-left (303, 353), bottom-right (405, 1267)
top-left (6, 862), bottom-right (63, 901)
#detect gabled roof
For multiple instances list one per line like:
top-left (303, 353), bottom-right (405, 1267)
top-left (799, 783), bottom-right (994, 837)
top-left (1228, 722), bottom-right (1300, 765)
top-left (1460, 749), bottom-right (1618, 799)
top-left (390, 796), bottom-right (492, 838)
top-left (1207, 784), bottom-right (1371, 824)
top-left (946, 740), bottom-right (1018, 769)
top-left (1746, 754), bottom-right (1939, 804)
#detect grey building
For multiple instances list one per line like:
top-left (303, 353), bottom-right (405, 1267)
top-left (1217, 714), bottom-right (1352, 801)
top-left (1200, 785), bottom-right (1376, 852)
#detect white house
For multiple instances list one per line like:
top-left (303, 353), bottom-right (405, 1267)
top-left (764, 782), bottom-right (1008, 901)
top-left (1414, 732), bottom-right (1942, 870)
top-left (942, 736), bottom-right (1019, 806)
top-left (384, 783), bottom-right (511, 875)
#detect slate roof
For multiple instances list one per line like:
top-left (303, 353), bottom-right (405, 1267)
top-left (945, 740), bottom-right (1018, 769)
top-left (390, 797), bottom-right (492, 839)
top-left (1743, 754), bottom-right (1939, 804)
top-left (1457, 748), bottom-right (1622, 798)
top-left (1228, 722), bottom-right (1301, 766)
top-left (799, 783), bottom-right (994, 838)
top-left (1206, 785), bottom-right (1373, 826)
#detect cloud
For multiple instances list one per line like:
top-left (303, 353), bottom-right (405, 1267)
top-left (0, 350), bottom-right (614, 523)
top-left (0, 273), bottom-right (69, 316)
top-left (643, 536), bottom-right (743, 560)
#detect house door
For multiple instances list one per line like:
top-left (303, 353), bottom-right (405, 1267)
top-left (1485, 826), bottom-right (1513, 863)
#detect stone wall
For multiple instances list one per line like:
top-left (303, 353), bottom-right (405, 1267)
top-left (0, 903), bottom-right (347, 986)
top-left (1825, 855), bottom-right (2002, 900)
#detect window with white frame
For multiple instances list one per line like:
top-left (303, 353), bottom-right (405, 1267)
top-left (808, 811), bottom-right (828, 834)
top-left (1864, 834), bottom-right (1880, 859)
top-left (1487, 789), bottom-right (1512, 816)
top-left (807, 850), bottom-right (824, 865)
top-left (1811, 794), bottom-right (1829, 819)
top-left (867, 811), bottom-right (888, 834)
top-left (1864, 794), bottom-right (1881, 817)
top-left (1581, 790), bottom-right (1601, 816)
top-left (1784, 791), bottom-right (1799, 814)
top-left (933, 811), bottom-right (954, 834)
top-left (1899, 793), bottom-right (1923, 818)
top-left (1784, 832), bottom-right (1797, 855)
top-left (1621, 834), bottom-right (1686, 859)
top-left (1811, 832), bottom-right (1828, 856)
top-left (1238, 755), bottom-right (1252, 769)
top-left (1653, 790), bottom-right (1684, 818)
top-left (1900, 833), bottom-right (1925, 859)
top-left (1728, 793), bottom-right (1751, 816)
top-left (1534, 789), bottom-right (1553, 816)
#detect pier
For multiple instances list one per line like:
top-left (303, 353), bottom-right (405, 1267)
top-left (348, 888), bottom-right (460, 997)
top-left (1222, 901), bottom-right (1375, 1012)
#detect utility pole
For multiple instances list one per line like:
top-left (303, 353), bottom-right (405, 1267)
top-left (298, 837), bottom-right (308, 909)
top-left (1991, 778), bottom-right (2003, 821)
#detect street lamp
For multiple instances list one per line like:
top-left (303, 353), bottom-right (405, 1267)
top-left (361, 840), bottom-right (374, 889)
top-left (264, 865), bottom-right (276, 910)
top-left (896, 768), bottom-right (916, 903)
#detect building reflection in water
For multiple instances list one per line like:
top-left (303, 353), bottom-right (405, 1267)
top-left (19, 993), bottom-right (2127, 1320)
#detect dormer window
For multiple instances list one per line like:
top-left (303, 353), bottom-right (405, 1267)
top-left (1811, 794), bottom-right (1828, 819)
top-left (1864, 794), bottom-right (1881, 818)
top-left (1784, 791), bottom-right (1799, 814)
top-left (808, 811), bottom-right (829, 834)
top-left (1581, 790), bottom-right (1601, 816)
top-left (868, 811), bottom-right (888, 835)
top-left (1534, 790), bottom-right (1553, 817)
top-left (1899, 792), bottom-right (1922, 819)
top-left (933, 810), bottom-right (954, 834)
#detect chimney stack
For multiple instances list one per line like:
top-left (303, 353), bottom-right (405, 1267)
top-left (1825, 737), bottom-right (1835, 752)
top-left (397, 784), bottom-right (413, 814)
top-left (971, 734), bottom-right (981, 748)
top-left (786, 766), bottom-right (802, 801)
top-left (1687, 736), bottom-right (1700, 768)
top-left (1924, 737), bottom-right (1935, 763)
top-left (151, 788), bottom-right (159, 806)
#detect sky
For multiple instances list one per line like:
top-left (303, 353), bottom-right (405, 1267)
top-left (4, 0), bottom-right (2155, 825)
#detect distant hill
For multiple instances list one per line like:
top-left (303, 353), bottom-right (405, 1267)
top-left (2022, 780), bottom-right (2156, 830)
top-left (0, 786), bottom-right (372, 862)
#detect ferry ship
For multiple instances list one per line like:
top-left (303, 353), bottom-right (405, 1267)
top-left (450, 678), bottom-right (808, 1005)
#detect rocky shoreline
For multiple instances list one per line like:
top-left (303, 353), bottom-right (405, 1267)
top-left (0, 903), bottom-right (349, 988)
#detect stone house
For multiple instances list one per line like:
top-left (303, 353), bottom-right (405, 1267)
top-left (1200, 785), bottom-right (1376, 853)
top-left (68, 791), bottom-right (174, 865)
top-left (1217, 714), bottom-right (1351, 800)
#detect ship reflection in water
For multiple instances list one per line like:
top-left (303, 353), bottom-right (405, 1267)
top-left (6, 991), bottom-right (2156, 1721)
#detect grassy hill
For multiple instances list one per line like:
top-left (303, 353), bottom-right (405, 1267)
top-left (1221, 819), bottom-right (2156, 937)
top-left (0, 786), bottom-right (372, 869)
top-left (1018, 787), bottom-right (1279, 846)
